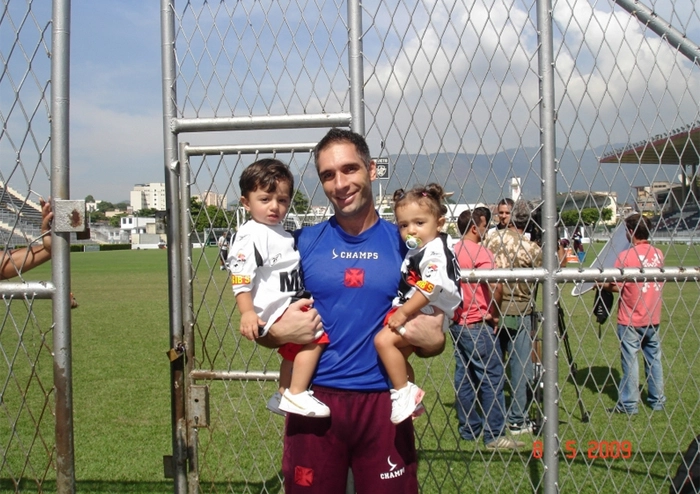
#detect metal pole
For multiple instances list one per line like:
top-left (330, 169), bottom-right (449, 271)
top-left (347, 0), bottom-right (365, 135)
top-left (172, 113), bottom-right (351, 134)
top-left (180, 143), bottom-right (198, 494)
top-left (51, 1), bottom-right (75, 492)
top-left (613, 0), bottom-right (700, 66)
top-left (160, 1), bottom-right (187, 492)
top-left (347, 2), bottom-right (364, 491)
top-left (537, 0), bottom-right (559, 491)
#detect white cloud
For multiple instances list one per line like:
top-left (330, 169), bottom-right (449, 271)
top-left (360, 0), bottom-right (700, 157)
top-left (70, 100), bottom-right (163, 202)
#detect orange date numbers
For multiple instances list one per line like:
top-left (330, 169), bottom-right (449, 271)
top-left (532, 440), bottom-right (633, 459)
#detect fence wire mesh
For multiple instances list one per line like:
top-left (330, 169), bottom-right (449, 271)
top-left (0, 0), bottom-right (56, 491)
top-left (165, 1), bottom-right (700, 493)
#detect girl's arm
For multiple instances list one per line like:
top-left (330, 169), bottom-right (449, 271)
top-left (387, 290), bottom-right (430, 330)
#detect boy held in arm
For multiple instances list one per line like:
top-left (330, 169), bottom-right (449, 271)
top-left (230, 159), bottom-right (330, 417)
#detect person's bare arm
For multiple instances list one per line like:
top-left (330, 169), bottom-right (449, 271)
top-left (557, 243), bottom-right (567, 268)
top-left (485, 282), bottom-right (502, 330)
top-left (600, 281), bottom-right (619, 293)
top-left (401, 310), bottom-right (446, 358)
top-left (387, 291), bottom-right (430, 330)
top-left (0, 198), bottom-right (53, 280)
top-left (236, 292), bottom-right (265, 341)
top-left (257, 298), bottom-right (322, 349)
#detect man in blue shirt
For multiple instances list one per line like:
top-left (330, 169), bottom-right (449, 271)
top-left (261, 128), bottom-right (445, 493)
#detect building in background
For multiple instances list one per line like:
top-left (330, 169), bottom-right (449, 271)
top-left (194, 190), bottom-right (228, 209)
top-left (130, 183), bottom-right (166, 211)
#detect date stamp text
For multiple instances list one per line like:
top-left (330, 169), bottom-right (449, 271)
top-left (532, 440), bottom-right (633, 459)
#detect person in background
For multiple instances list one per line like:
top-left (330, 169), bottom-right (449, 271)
top-left (483, 199), bottom-right (542, 436)
top-left (601, 213), bottom-right (665, 414)
top-left (217, 232), bottom-right (229, 270)
top-left (451, 207), bottom-right (524, 450)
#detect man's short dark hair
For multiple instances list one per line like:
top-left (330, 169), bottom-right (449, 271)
top-left (458, 206), bottom-right (491, 236)
top-left (625, 213), bottom-right (652, 240)
top-left (314, 128), bottom-right (371, 169)
top-left (498, 197), bottom-right (515, 208)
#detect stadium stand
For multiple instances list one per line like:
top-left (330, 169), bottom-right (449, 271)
top-left (0, 181), bottom-right (44, 246)
top-left (653, 210), bottom-right (700, 233)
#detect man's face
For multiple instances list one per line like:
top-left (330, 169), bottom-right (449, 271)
top-left (497, 203), bottom-right (512, 227)
top-left (316, 141), bottom-right (376, 220)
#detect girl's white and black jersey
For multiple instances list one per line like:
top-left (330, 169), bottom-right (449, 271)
top-left (227, 220), bottom-right (303, 331)
top-left (393, 233), bottom-right (462, 320)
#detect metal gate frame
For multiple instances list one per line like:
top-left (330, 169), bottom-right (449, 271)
top-left (1, 1), bottom-right (79, 492)
top-left (160, 1), bottom-right (364, 492)
top-left (159, 1), bottom-right (700, 493)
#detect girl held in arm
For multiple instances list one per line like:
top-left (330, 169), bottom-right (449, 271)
top-left (375, 183), bottom-right (462, 424)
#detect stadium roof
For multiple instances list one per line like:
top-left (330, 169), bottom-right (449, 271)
top-left (600, 122), bottom-right (700, 165)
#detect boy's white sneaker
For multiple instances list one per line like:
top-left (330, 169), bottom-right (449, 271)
top-left (278, 389), bottom-right (330, 417)
top-left (390, 382), bottom-right (425, 424)
top-left (266, 391), bottom-right (286, 416)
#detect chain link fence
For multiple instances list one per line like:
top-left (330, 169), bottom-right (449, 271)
top-left (1, 0), bottom-right (75, 491)
top-left (1, 0), bottom-right (56, 491)
top-left (3, 0), bottom-right (696, 492)
top-left (161, 0), bottom-right (700, 492)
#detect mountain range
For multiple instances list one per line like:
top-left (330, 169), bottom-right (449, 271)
top-left (299, 145), bottom-right (680, 207)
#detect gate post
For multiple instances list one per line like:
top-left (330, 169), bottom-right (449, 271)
top-left (537, 0), bottom-right (560, 492)
top-left (51, 1), bottom-right (76, 492)
top-left (160, 1), bottom-right (188, 492)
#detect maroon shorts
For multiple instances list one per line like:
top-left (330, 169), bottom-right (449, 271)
top-left (282, 386), bottom-right (418, 493)
top-left (278, 332), bottom-right (330, 361)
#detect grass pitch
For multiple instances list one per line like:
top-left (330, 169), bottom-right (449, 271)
top-left (1, 243), bottom-right (698, 493)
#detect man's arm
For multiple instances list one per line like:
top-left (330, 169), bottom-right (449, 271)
top-left (256, 298), bottom-right (323, 349)
top-left (486, 281), bottom-right (503, 330)
top-left (401, 310), bottom-right (446, 358)
top-left (601, 282), bottom-right (619, 293)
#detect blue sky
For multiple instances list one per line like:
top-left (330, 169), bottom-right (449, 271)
top-left (4, 1), bottom-right (698, 204)
top-left (70, 2), bottom-right (164, 202)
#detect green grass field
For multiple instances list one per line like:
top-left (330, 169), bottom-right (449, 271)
top-left (1, 243), bottom-right (698, 493)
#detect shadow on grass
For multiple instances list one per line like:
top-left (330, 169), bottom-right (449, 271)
top-left (574, 365), bottom-right (620, 403)
top-left (1, 475), bottom-right (283, 493)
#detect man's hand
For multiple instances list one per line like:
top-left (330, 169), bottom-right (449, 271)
top-left (257, 298), bottom-right (322, 349)
top-left (401, 310), bottom-right (446, 358)
top-left (484, 313), bottom-right (500, 334)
